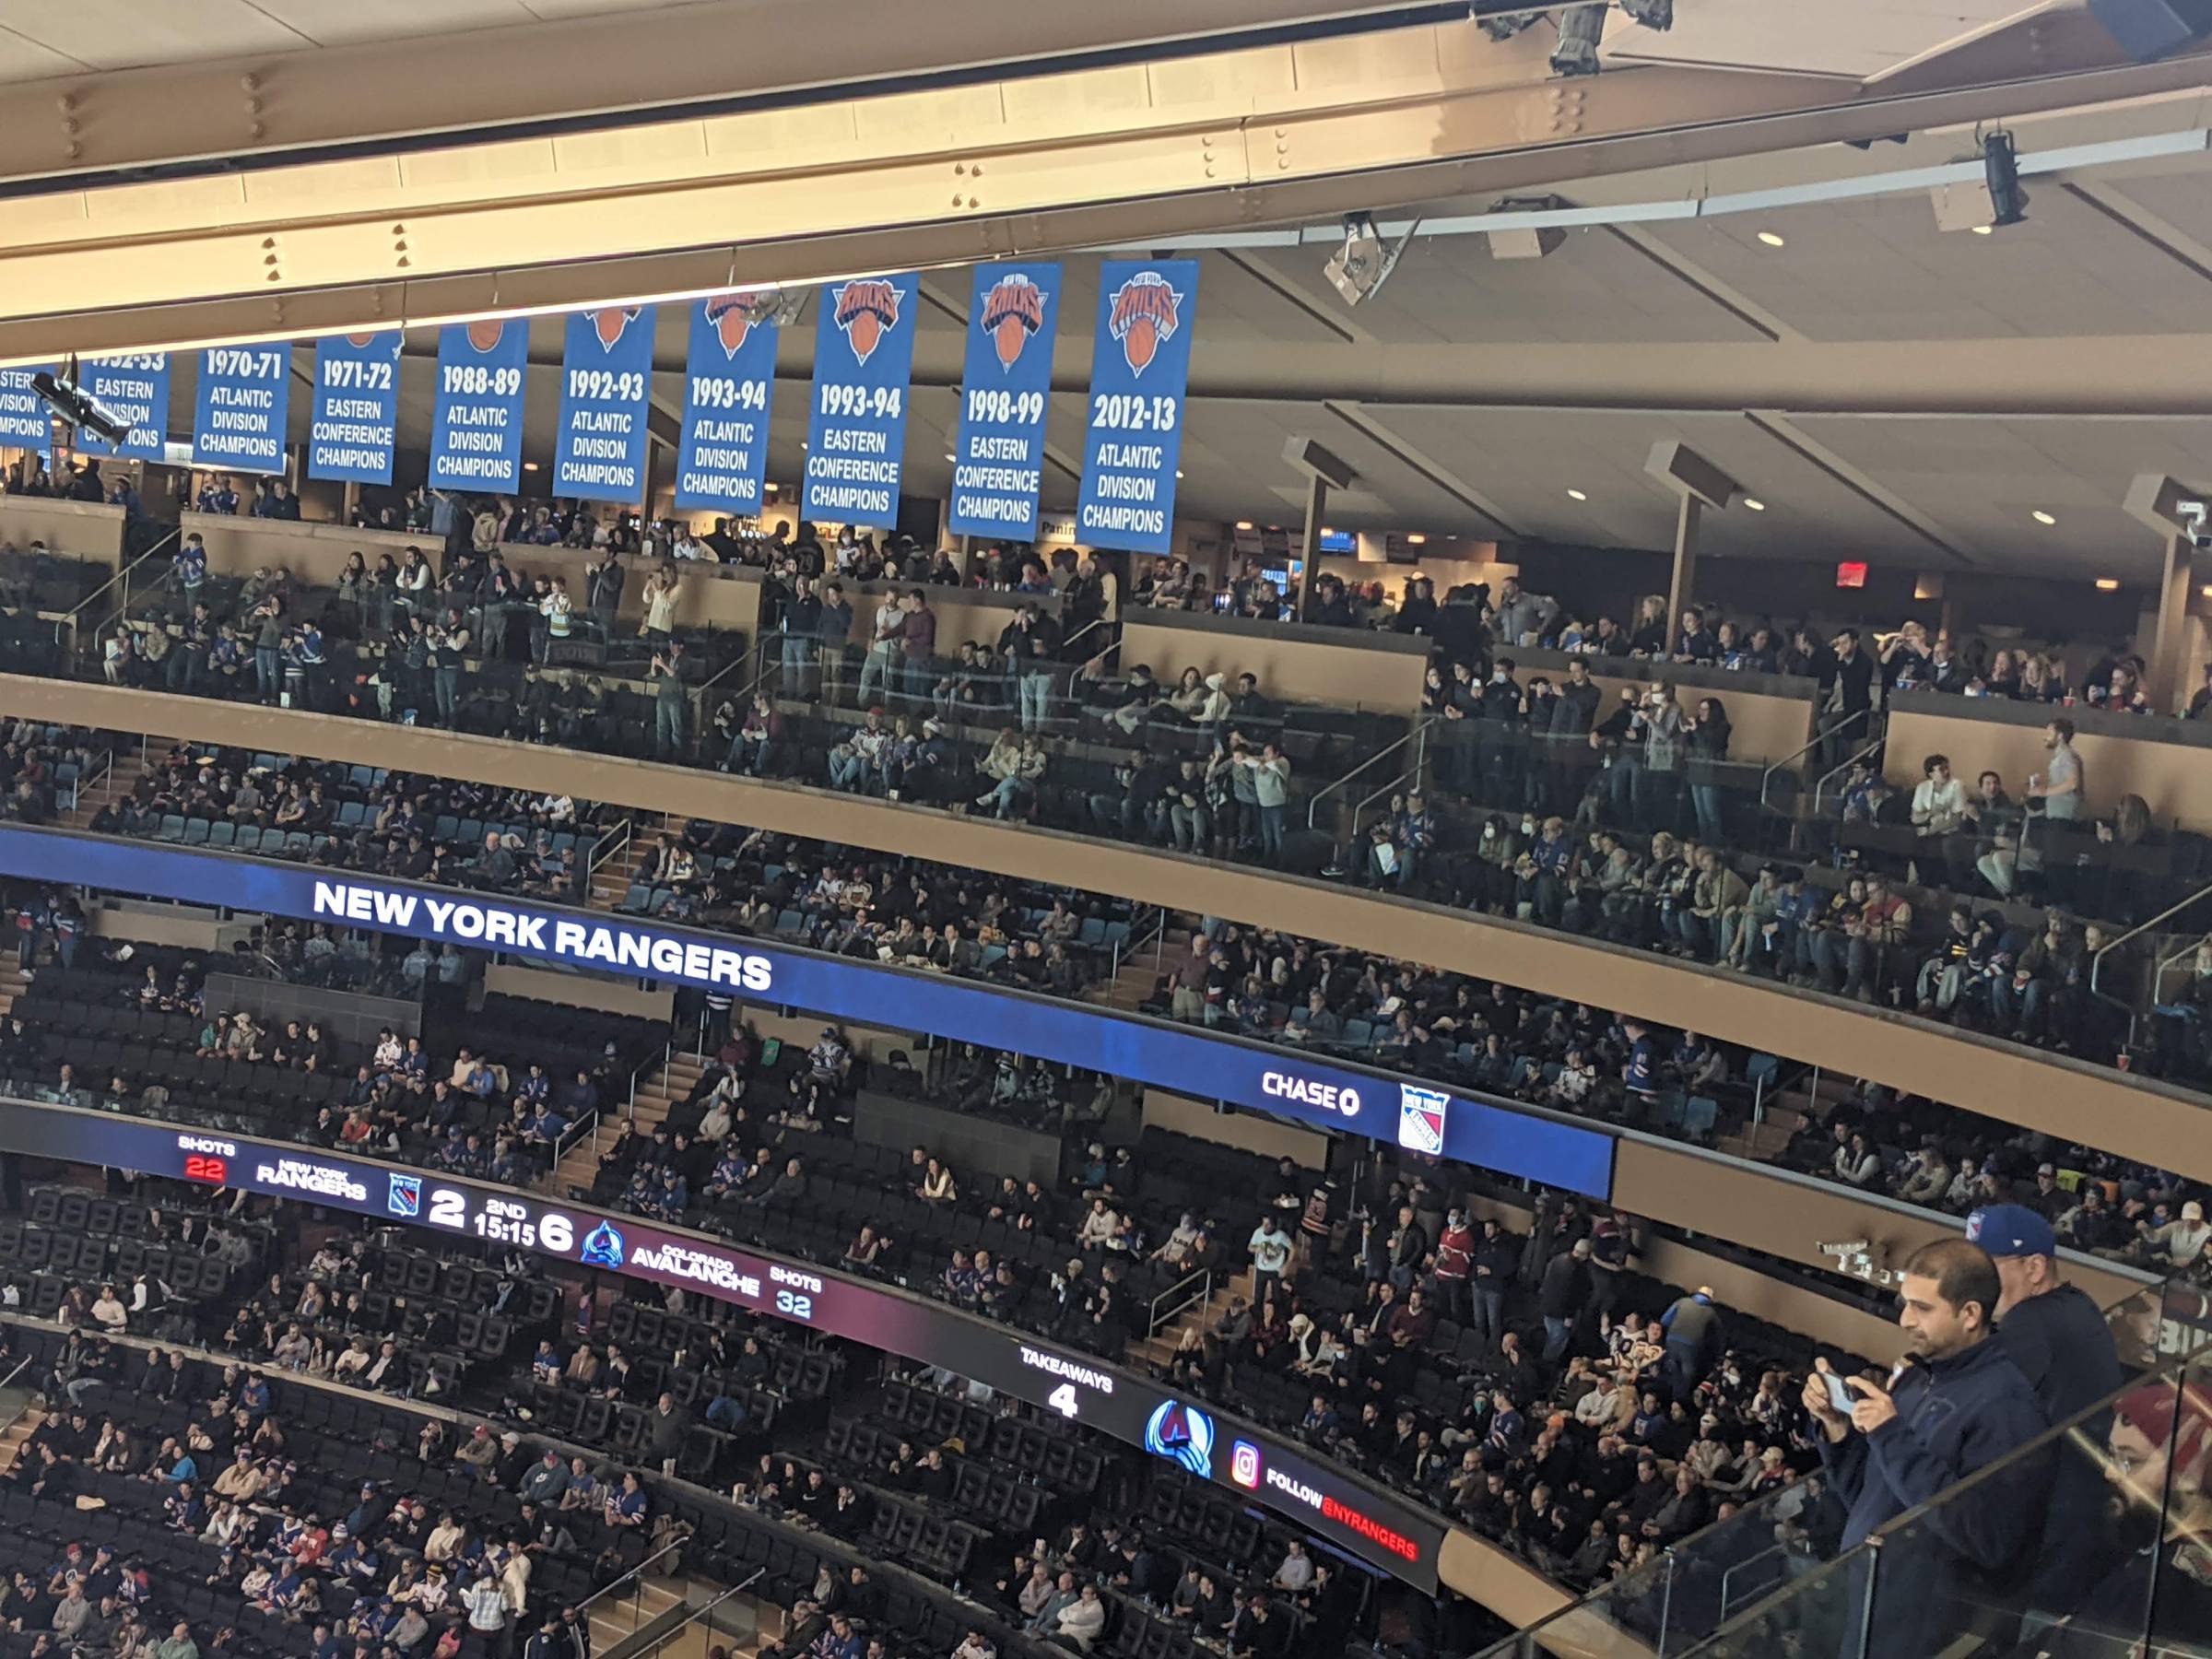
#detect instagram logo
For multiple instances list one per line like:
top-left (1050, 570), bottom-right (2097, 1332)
top-left (1230, 1441), bottom-right (1261, 1488)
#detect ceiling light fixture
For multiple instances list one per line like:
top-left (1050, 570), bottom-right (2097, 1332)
top-left (1742, 498), bottom-right (1766, 512)
top-left (2095, 578), bottom-right (2121, 591)
top-left (1406, 533), bottom-right (1428, 545)
top-left (523, 461), bottom-right (539, 472)
top-left (1235, 521), bottom-right (1253, 530)
top-left (1756, 230), bottom-right (1785, 247)
top-left (1566, 488), bottom-right (1587, 501)
top-left (1323, 212), bottom-right (1413, 307)
top-left (1983, 130), bottom-right (2030, 228)
top-left (1971, 224), bottom-right (1994, 236)
top-left (2031, 510), bottom-right (2056, 525)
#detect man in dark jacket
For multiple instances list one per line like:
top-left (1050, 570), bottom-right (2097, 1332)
top-left (1969, 1204), bottom-right (2124, 1626)
top-left (1469, 1219), bottom-right (1519, 1351)
top-left (1537, 1240), bottom-right (1592, 1362)
top-left (1806, 1238), bottom-right (2051, 1659)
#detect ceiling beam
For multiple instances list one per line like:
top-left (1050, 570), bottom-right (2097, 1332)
top-left (0, 21), bottom-right (2206, 363)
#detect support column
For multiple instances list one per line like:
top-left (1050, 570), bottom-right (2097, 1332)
top-left (1665, 493), bottom-right (1701, 625)
top-left (1296, 471), bottom-right (1329, 624)
top-left (1645, 441), bottom-right (1740, 629)
top-left (1281, 435), bottom-right (1356, 626)
top-left (2124, 473), bottom-right (2205, 715)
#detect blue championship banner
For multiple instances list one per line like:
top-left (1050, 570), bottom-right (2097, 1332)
top-left (307, 332), bottom-right (402, 485)
top-left (76, 353), bottom-right (171, 461)
top-left (554, 305), bottom-right (656, 504)
top-left (1075, 259), bottom-right (1199, 556)
top-left (0, 364), bottom-right (53, 459)
top-left (675, 294), bottom-right (780, 516)
top-left (191, 343), bottom-right (292, 475)
top-left (428, 319), bottom-right (529, 491)
top-left (947, 263), bottom-right (1060, 540)
top-left (803, 272), bottom-right (919, 530)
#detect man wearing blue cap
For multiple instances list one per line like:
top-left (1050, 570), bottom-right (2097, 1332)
top-left (1968, 1201), bottom-right (2124, 1627)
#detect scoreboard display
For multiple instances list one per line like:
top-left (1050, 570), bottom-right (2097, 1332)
top-left (0, 1101), bottom-right (1445, 1588)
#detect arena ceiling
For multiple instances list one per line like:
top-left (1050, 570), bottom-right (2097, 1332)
top-left (0, 0), bottom-right (2207, 582)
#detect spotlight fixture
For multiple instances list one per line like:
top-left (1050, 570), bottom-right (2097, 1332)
top-left (1235, 520), bottom-right (1253, 531)
top-left (2095, 578), bottom-right (2120, 591)
top-left (1566, 488), bottom-right (1587, 501)
top-left (1743, 498), bottom-right (1766, 512)
top-left (2031, 510), bottom-right (2056, 525)
top-left (1323, 212), bottom-right (1411, 307)
top-left (1983, 131), bottom-right (2029, 227)
top-left (1406, 533), bottom-right (1428, 546)
top-left (30, 356), bottom-right (129, 446)
top-left (1756, 230), bottom-right (1786, 248)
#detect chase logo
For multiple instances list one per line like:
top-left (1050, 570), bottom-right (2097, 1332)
top-left (979, 274), bottom-right (1048, 371)
top-left (580, 1221), bottom-right (627, 1269)
top-left (1230, 1441), bottom-right (1261, 1489)
top-left (1398, 1085), bottom-right (1449, 1156)
top-left (831, 279), bottom-right (903, 367)
top-left (386, 1174), bottom-right (421, 1219)
top-left (1107, 271), bottom-right (1182, 377)
top-left (1144, 1399), bottom-right (1214, 1480)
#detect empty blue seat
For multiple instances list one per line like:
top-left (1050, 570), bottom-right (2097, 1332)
top-left (234, 826), bottom-right (263, 852)
top-left (337, 801), bottom-right (367, 828)
top-left (1341, 1018), bottom-right (1373, 1050)
top-left (1077, 917), bottom-right (1108, 947)
top-left (284, 831), bottom-right (312, 856)
top-left (347, 765), bottom-right (374, 788)
top-left (433, 815), bottom-right (460, 841)
top-left (156, 815), bottom-right (186, 842)
top-left (181, 818), bottom-right (211, 846)
top-left (618, 883), bottom-right (651, 914)
top-left (207, 822), bottom-right (236, 848)
top-left (1683, 1097), bottom-right (1720, 1139)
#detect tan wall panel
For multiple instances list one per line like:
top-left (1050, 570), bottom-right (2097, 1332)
top-left (1120, 618), bottom-right (1428, 718)
top-left (180, 512), bottom-right (424, 580)
top-left (480, 962), bottom-right (674, 1022)
top-left (0, 498), bottom-right (125, 569)
top-left (1142, 1088), bottom-right (1332, 1167)
top-left (1887, 706), bottom-right (2212, 825)
top-left (11, 677), bottom-right (2200, 1179)
top-left (1582, 670), bottom-right (1813, 769)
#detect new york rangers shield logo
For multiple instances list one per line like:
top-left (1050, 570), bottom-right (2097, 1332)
top-left (704, 295), bottom-right (755, 359)
top-left (1107, 270), bottom-right (1182, 378)
top-left (387, 1173), bottom-right (421, 1218)
top-left (588, 307), bottom-right (641, 350)
top-left (465, 319), bottom-right (507, 354)
top-left (1398, 1085), bottom-right (1449, 1156)
top-left (832, 279), bottom-right (902, 367)
top-left (980, 274), bottom-right (1047, 371)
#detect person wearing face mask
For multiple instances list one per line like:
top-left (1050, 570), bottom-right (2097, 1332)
top-left (1477, 656), bottom-right (1528, 806)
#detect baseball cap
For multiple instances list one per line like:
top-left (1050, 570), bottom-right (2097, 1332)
top-left (1965, 1204), bottom-right (2055, 1258)
top-left (2188, 1201), bottom-right (2206, 1223)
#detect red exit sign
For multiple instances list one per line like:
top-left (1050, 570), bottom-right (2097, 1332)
top-left (1835, 561), bottom-right (1868, 589)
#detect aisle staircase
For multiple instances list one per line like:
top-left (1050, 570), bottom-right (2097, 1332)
top-left (547, 1051), bottom-right (709, 1200)
top-left (64, 745), bottom-right (146, 830)
top-left (0, 1406), bottom-right (43, 1475)
top-left (590, 819), bottom-right (668, 910)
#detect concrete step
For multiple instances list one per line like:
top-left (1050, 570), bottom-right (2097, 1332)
top-left (584, 1575), bottom-right (686, 1650)
top-left (0, 1407), bottom-right (44, 1475)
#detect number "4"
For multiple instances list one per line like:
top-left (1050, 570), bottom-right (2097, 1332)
top-left (1047, 1384), bottom-right (1080, 1419)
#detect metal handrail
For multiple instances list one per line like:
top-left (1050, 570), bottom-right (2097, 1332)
top-left (65, 747), bottom-right (112, 815)
top-left (1146, 1265), bottom-right (1212, 1337)
top-left (1305, 715), bottom-right (1438, 832)
top-left (1757, 706), bottom-right (1870, 818)
top-left (638, 1569), bottom-right (765, 1659)
top-left (1809, 729), bottom-right (1888, 818)
top-left (65, 531), bottom-right (181, 647)
top-left (2090, 875), bottom-right (2212, 1018)
top-left (571, 1533), bottom-right (692, 1620)
top-left (1111, 904), bottom-right (1169, 982)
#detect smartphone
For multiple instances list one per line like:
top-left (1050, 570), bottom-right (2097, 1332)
top-left (1823, 1371), bottom-right (1855, 1414)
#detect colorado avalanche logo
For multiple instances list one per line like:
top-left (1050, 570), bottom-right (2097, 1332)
top-left (703, 295), bottom-right (756, 360)
top-left (979, 274), bottom-right (1047, 371)
top-left (1107, 271), bottom-right (1182, 378)
top-left (831, 279), bottom-right (902, 367)
top-left (587, 307), bottom-right (641, 350)
top-left (465, 319), bottom-right (507, 353)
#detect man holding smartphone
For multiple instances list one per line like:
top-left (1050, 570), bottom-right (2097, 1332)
top-left (1802, 1238), bottom-right (2051, 1656)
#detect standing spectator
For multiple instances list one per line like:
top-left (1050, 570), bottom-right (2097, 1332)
top-left (650, 641), bottom-right (689, 760)
top-left (1249, 1215), bottom-right (1293, 1305)
top-left (899, 588), bottom-right (938, 708)
top-left (1802, 1239), bottom-right (2050, 1655)
top-left (1658, 1286), bottom-right (1724, 1402)
top-left (2026, 718), bottom-right (2085, 823)
top-left (1001, 605), bottom-right (1062, 732)
top-left (858, 589), bottom-right (904, 707)
top-left (1538, 1239), bottom-right (1592, 1361)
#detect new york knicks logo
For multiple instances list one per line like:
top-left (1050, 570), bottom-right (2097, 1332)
top-left (1107, 271), bottom-right (1182, 378)
top-left (831, 279), bottom-right (903, 367)
top-left (1143, 1399), bottom-right (1215, 1480)
top-left (465, 319), bottom-right (507, 353)
top-left (586, 307), bottom-right (642, 350)
top-left (345, 332), bottom-right (397, 353)
top-left (703, 295), bottom-right (756, 360)
top-left (979, 274), bottom-right (1048, 371)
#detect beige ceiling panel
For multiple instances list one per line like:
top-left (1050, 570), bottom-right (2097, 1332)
top-left (0, 29), bottom-right (84, 77)
top-left (1, 0), bottom-right (313, 70)
top-left (243, 155), bottom-right (406, 208)
top-left (80, 173), bottom-right (250, 231)
top-left (551, 123), bottom-right (712, 177)
top-left (700, 106), bottom-right (864, 162)
top-left (999, 65), bottom-right (1156, 138)
top-left (399, 137), bottom-right (562, 193)
top-left (1288, 26), bottom-right (1443, 100)
top-left (852, 85), bottom-right (1010, 151)
top-left (1145, 45), bottom-right (1297, 112)
top-left (248, 0), bottom-right (535, 44)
